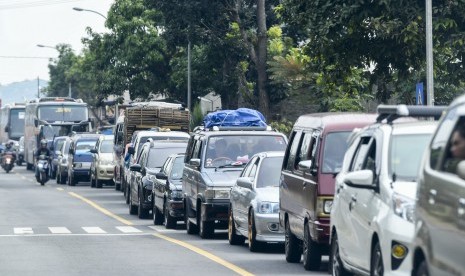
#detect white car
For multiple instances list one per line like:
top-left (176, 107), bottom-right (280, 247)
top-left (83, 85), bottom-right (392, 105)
top-left (330, 105), bottom-right (442, 276)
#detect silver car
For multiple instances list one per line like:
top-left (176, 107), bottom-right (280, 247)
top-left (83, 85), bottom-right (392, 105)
top-left (228, 151), bottom-right (285, 251)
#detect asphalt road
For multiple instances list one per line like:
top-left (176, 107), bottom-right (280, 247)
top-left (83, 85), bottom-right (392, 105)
top-left (0, 166), bottom-right (328, 276)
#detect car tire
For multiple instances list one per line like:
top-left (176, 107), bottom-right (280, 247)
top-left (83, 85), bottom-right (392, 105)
top-left (285, 219), bottom-right (302, 263)
top-left (303, 223), bottom-right (321, 270)
top-left (115, 181), bottom-right (121, 191)
top-left (68, 174), bottom-right (76, 186)
top-left (96, 178), bottom-right (103, 189)
top-left (138, 191), bottom-right (149, 219)
top-left (26, 162), bottom-right (33, 170)
top-left (370, 241), bottom-right (384, 276)
top-left (185, 202), bottom-right (198, 235)
top-left (128, 189), bottom-right (138, 215)
top-left (51, 168), bottom-right (56, 179)
top-left (199, 218), bottom-right (214, 239)
top-left (330, 232), bottom-right (352, 276)
top-left (125, 185), bottom-right (130, 205)
top-left (248, 210), bottom-right (262, 252)
top-left (415, 260), bottom-right (429, 276)
top-left (153, 205), bottom-right (164, 225)
top-left (228, 208), bottom-right (245, 245)
top-left (164, 203), bottom-right (177, 229)
top-left (90, 174), bottom-right (96, 188)
top-left (56, 172), bottom-right (61, 184)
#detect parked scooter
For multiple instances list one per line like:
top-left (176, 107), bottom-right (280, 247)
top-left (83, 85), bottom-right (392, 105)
top-left (1, 152), bottom-right (15, 173)
top-left (36, 155), bottom-right (50, 185)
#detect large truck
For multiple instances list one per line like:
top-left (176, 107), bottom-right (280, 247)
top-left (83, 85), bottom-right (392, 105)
top-left (0, 103), bottom-right (26, 144)
top-left (113, 102), bottom-right (190, 191)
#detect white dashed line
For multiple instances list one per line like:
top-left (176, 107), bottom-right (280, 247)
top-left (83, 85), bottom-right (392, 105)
top-left (48, 227), bottom-right (72, 234)
top-left (82, 227), bottom-right (106, 234)
top-left (14, 227), bottom-right (34, 234)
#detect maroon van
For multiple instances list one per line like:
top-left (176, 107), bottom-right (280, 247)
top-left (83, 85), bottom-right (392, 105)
top-left (279, 113), bottom-right (377, 271)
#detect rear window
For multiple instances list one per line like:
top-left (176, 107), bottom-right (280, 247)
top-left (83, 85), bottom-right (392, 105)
top-left (76, 140), bottom-right (97, 152)
top-left (256, 156), bottom-right (284, 188)
top-left (147, 146), bottom-right (187, 168)
top-left (100, 140), bottom-right (114, 153)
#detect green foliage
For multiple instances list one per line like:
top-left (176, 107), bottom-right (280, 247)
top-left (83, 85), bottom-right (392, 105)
top-left (190, 102), bottom-right (204, 130)
top-left (270, 119), bottom-right (293, 137)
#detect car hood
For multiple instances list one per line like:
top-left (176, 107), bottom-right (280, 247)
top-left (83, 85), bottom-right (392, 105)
top-left (99, 153), bottom-right (113, 161)
top-left (255, 186), bottom-right (279, 203)
top-left (74, 151), bottom-right (93, 162)
top-left (391, 181), bottom-right (417, 199)
top-left (204, 170), bottom-right (242, 187)
top-left (146, 167), bottom-right (161, 175)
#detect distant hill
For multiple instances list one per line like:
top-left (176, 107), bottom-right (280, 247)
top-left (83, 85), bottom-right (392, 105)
top-left (0, 79), bottom-right (48, 106)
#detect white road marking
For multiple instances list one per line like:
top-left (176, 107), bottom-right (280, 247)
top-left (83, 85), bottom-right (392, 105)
top-left (14, 227), bottom-right (33, 234)
top-left (147, 226), bottom-right (178, 233)
top-left (48, 227), bottom-right (71, 234)
top-left (116, 226), bottom-right (142, 233)
top-left (82, 227), bottom-right (106, 234)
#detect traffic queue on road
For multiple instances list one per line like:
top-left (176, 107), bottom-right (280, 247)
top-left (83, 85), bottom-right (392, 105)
top-left (1, 95), bottom-right (465, 276)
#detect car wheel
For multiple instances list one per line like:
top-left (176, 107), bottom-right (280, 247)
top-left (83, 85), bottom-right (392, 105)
top-left (199, 217), bottom-right (214, 239)
top-left (285, 219), bottom-right (302, 263)
top-left (56, 171), bottom-right (61, 184)
top-left (125, 184), bottom-right (130, 204)
top-left (248, 210), bottom-right (262, 252)
top-left (128, 188), bottom-right (138, 215)
top-left (164, 202), bottom-right (177, 229)
top-left (185, 203), bottom-right (198, 235)
top-left (153, 202), bottom-right (164, 225)
top-left (228, 207), bottom-right (245, 245)
top-left (415, 260), bottom-right (429, 276)
top-left (51, 168), bottom-right (56, 179)
top-left (303, 222), bottom-right (321, 270)
top-left (96, 178), bottom-right (103, 189)
top-left (68, 174), bottom-right (76, 186)
top-left (90, 173), bottom-right (96, 188)
top-left (330, 232), bottom-right (351, 276)
top-left (370, 241), bottom-right (384, 276)
top-left (138, 191), bottom-right (149, 219)
top-left (115, 181), bottom-right (121, 191)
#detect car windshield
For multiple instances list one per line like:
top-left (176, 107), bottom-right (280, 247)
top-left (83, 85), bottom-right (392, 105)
top-left (170, 156), bottom-right (185, 180)
top-left (256, 156), bottom-right (284, 188)
top-left (322, 131), bottom-right (351, 174)
top-left (389, 134), bottom-right (432, 181)
top-left (54, 139), bottom-right (65, 152)
top-left (76, 140), bottom-right (97, 152)
top-left (100, 140), bottom-right (113, 153)
top-left (147, 147), bottom-right (187, 168)
top-left (205, 135), bottom-right (286, 167)
top-left (137, 135), bottom-right (189, 157)
top-left (38, 105), bottom-right (88, 122)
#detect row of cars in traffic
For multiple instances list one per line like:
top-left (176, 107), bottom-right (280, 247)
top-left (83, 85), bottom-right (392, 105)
top-left (43, 100), bottom-right (464, 276)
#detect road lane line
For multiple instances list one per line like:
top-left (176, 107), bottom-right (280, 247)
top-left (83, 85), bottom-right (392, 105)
top-left (82, 227), bottom-right (106, 234)
top-left (152, 232), bottom-right (255, 276)
top-left (0, 233), bottom-right (152, 238)
top-left (14, 228), bottom-right (33, 234)
top-left (147, 226), bottom-right (178, 233)
top-left (116, 226), bottom-right (142, 233)
top-left (67, 192), bottom-right (254, 276)
top-left (68, 192), bottom-right (133, 225)
top-left (56, 188), bottom-right (64, 191)
top-left (48, 227), bottom-right (71, 234)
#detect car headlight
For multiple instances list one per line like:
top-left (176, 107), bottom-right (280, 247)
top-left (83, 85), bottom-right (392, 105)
top-left (317, 197), bottom-right (333, 217)
top-left (170, 190), bottom-right (183, 199)
top-left (258, 202), bottom-right (279, 214)
top-left (392, 193), bottom-right (415, 223)
top-left (205, 188), bottom-right (230, 199)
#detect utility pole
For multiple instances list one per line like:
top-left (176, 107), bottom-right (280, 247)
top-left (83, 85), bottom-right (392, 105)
top-left (426, 0), bottom-right (434, 106)
top-left (37, 76), bottom-right (40, 98)
top-left (187, 41), bottom-right (192, 112)
top-left (69, 83), bottom-right (72, 98)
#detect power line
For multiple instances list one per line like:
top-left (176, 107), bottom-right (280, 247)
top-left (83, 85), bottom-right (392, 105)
top-left (0, 0), bottom-right (84, 10)
top-left (0, 55), bottom-right (52, 59)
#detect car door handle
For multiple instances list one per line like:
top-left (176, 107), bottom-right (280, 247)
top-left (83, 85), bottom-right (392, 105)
top-left (428, 189), bottom-right (437, 205)
top-left (336, 185), bottom-right (344, 194)
top-left (351, 195), bottom-right (357, 202)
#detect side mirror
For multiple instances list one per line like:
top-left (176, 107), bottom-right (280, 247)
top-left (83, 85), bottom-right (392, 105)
top-left (236, 177), bottom-right (253, 190)
top-left (189, 158), bottom-right (200, 167)
top-left (141, 167), bottom-right (146, 176)
top-left (343, 170), bottom-right (374, 189)
top-left (298, 160), bottom-right (318, 176)
top-left (156, 172), bottom-right (168, 180)
top-left (4, 125), bottom-right (9, 133)
top-left (34, 119), bottom-right (38, 127)
top-left (89, 148), bottom-right (98, 154)
top-left (130, 164), bottom-right (141, 172)
top-left (128, 146), bottom-right (135, 155)
top-left (69, 148), bottom-right (75, 155)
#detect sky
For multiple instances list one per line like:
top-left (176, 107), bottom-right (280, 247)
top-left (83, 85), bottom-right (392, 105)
top-left (0, 0), bottom-right (114, 86)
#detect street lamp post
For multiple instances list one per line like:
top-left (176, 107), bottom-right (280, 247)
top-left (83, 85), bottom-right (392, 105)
top-left (36, 44), bottom-right (72, 98)
top-left (72, 7), bottom-right (107, 19)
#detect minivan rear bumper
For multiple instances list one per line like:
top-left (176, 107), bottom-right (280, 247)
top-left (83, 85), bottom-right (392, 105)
top-left (201, 201), bottom-right (229, 222)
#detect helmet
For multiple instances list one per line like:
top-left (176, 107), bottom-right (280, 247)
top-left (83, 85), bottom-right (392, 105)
top-left (5, 142), bottom-right (12, 149)
top-left (40, 139), bottom-right (47, 147)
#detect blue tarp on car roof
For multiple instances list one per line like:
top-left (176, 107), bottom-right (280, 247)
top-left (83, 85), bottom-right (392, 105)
top-left (203, 108), bottom-right (266, 128)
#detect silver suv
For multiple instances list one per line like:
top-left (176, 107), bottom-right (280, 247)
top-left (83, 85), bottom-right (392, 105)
top-left (413, 96), bottom-right (465, 276)
top-left (183, 126), bottom-right (287, 239)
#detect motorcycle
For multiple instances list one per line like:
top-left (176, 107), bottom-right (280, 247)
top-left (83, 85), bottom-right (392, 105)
top-left (1, 152), bottom-right (15, 173)
top-left (37, 155), bottom-right (50, 185)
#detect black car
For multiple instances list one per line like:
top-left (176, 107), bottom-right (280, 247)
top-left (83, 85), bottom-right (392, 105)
top-left (67, 134), bottom-right (101, 186)
top-left (129, 140), bottom-right (188, 219)
top-left (152, 153), bottom-right (185, 229)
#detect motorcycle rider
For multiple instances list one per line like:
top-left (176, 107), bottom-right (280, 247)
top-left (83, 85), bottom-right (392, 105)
top-left (35, 139), bottom-right (51, 182)
top-left (1, 142), bottom-right (17, 167)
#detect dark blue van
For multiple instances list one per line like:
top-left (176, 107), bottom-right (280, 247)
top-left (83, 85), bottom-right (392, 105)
top-left (67, 134), bottom-right (101, 186)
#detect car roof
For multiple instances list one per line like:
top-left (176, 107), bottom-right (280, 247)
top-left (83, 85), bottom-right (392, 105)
top-left (149, 141), bottom-right (188, 149)
top-left (136, 130), bottom-right (190, 138)
top-left (293, 113), bottom-right (378, 133)
top-left (199, 130), bottom-right (286, 138)
top-left (390, 121), bottom-right (438, 135)
top-left (74, 134), bottom-right (101, 140)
